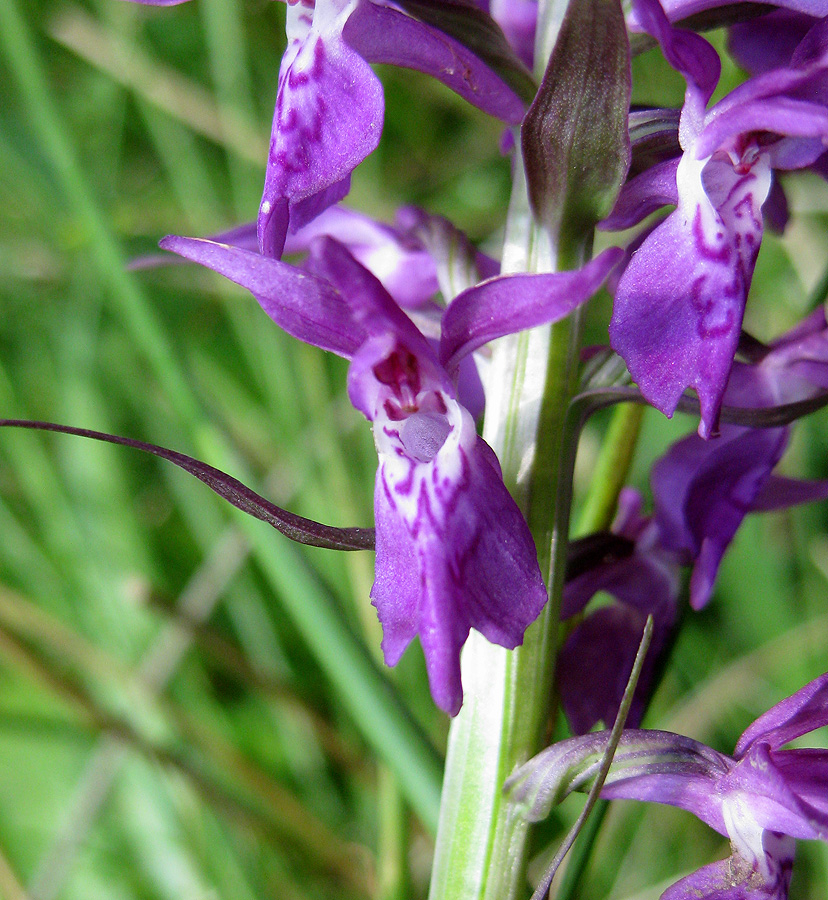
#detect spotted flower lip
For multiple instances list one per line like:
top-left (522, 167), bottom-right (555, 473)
top-left (256, 0), bottom-right (530, 258)
top-left (158, 226), bottom-right (620, 714)
top-left (508, 670), bottom-right (828, 899)
top-left (128, 0), bottom-right (530, 260)
top-left (607, 3), bottom-right (828, 438)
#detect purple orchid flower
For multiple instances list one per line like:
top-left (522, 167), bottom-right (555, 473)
top-left (129, 0), bottom-right (530, 259)
top-left (508, 670), bottom-right (828, 899)
top-left (257, 0), bottom-right (530, 258)
top-left (607, 3), bottom-right (828, 437)
top-left (558, 488), bottom-right (680, 734)
top-left (559, 312), bottom-right (828, 730)
top-left (158, 229), bottom-right (621, 713)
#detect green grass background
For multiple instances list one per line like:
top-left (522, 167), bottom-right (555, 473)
top-left (0, 2), bottom-right (826, 898)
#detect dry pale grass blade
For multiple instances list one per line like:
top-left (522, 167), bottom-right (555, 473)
top-left (48, 6), bottom-right (268, 164)
top-left (663, 611), bottom-right (828, 740)
top-left (0, 839), bottom-right (30, 900)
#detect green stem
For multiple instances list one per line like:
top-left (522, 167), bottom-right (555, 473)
top-left (427, 138), bottom-right (588, 897)
top-left (574, 403), bottom-right (644, 537)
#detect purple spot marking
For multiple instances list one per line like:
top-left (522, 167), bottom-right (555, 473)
top-left (691, 206), bottom-right (731, 265)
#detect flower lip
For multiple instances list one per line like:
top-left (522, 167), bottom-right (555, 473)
top-left (399, 411), bottom-right (453, 463)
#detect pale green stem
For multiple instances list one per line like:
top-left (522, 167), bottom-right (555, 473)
top-left (427, 133), bottom-right (588, 897)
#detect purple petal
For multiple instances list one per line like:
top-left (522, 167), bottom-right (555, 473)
top-left (736, 671), bottom-right (828, 755)
top-left (453, 438), bottom-right (548, 646)
top-left (641, 0), bottom-right (828, 25)
top-left (205, 221), bottom-right (259, 252)
top-left (396, 206), bottom-right (501, 300)
top-left (454, 351), bottom-right (486, 419)
top-left (562, 524), bottom-right (679, 620)
top-left (372, 0), bottom-right (536, 106)
top-left (771, 749), bottom-right (828, 826)
top-left (489, 0), bottom-right (537, 69)
top-left (159, 236), bottom-right (365, 357)
top-left (630, 0), bottom-right (721, 139)
top-left (790, 13), bottom-right (828, 65)
top-left (258, 25), bottom-right (384, 256)
top-left (601, 158), bottom-right (680, 231)
top-left (557, 604), bottom-right (666, 734)
top-left (285, 205), bottom-right (440, 308)
top-left (344, 1), bottom-right (526, 123)
top-left (770, 305), bottom-right (828, 347)
top-left (745, 308), bottom-right (828, 398)
top-left (751, 474), bottom-right (828, 510)
top-left (652, 426), bottom-right (788, 608)
top-left (288, 177), bottom-right (352, 234)
top-left (304, 237), bottom-right (433, 362)
top-left (610, 153), bottom-right (770, 438)
top-left (660, 854), bottom-right (792, 900)
top-left (440, 247), bottom-right (623, 372)
top-left (722, 742), bottom-right (828, 840)
top-left (370, 425), bottom-right (547, 715)
top-left (699, 57), bottom-right (828, 163)
top-left (728, 11), bottom-right (818, 75)
top-left (372, 471), bottom-right (426, 666)
top-left (696, 100), bottom-right (828, 166)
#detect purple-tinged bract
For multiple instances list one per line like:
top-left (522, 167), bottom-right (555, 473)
top-left (508, 671), bottom-right (828, 899)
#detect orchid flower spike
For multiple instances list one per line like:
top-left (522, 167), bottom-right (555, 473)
top-left (607, 6), bottom-right (828, 437)
top-left (508, 670), bottom-right (828, 899)
top-left (159, 221), bottom-right (621, 713)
